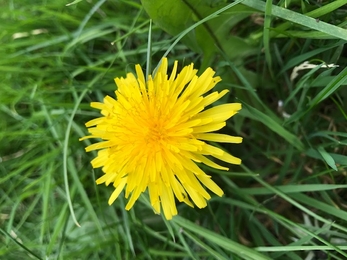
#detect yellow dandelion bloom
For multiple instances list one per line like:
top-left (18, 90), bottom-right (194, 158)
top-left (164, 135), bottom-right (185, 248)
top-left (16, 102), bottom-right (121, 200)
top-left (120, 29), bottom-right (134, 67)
top-left (80, 58), bottom-right (242, 220)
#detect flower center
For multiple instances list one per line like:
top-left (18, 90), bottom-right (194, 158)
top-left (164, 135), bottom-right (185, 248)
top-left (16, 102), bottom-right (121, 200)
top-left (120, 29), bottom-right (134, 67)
top-left (149, 122), bottom-right (165, 142)
top-left (144, 113), bottom-right (171, 151)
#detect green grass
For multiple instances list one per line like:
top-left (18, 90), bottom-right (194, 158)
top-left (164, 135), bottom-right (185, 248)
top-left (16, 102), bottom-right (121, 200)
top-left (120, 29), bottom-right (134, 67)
top-left (1, 0), bottom-right (347, 259)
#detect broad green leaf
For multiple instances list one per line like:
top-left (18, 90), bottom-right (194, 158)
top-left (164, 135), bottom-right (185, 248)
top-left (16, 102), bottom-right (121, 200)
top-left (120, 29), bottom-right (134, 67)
top-left (306, 148), bottom-right (347, 166)
top-left (141, 0), bottom-right (256, 63)
top-left (317, 146), bottom-right (338, 171)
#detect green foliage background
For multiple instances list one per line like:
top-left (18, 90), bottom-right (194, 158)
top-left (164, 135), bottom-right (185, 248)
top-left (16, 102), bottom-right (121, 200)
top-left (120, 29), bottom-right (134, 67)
top-left (1, 0), bottom-right (347, 259)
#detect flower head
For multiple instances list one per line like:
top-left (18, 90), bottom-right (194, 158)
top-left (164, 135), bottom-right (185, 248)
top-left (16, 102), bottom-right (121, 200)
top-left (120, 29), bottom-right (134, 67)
top-left (81, 58), bottom-right (242, 220)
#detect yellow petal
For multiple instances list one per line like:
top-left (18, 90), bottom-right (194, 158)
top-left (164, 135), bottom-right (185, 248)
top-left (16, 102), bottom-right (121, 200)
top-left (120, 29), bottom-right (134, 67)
top-left (135, 64), bottom-right (146, 85)
top-left (125, 187), bottom-right (142, 210)
top-left (108, 178), bottom-right (127, 205)
top-left (90, 102), bottom-right (105, 110)
top-left (85, 118), bottom-right (104, 127)
top-left (160, 184), bottom-right (177, 220)
top-left (192, 122), bottom-right (226, 134)
top-left (181, 157), bottom-right (206, 175)
top-left (196, 174), bottom-right (224, 197)
top-left (184, 185), bottom-right (208, 209)
top-left (85, 141), bottom-right (111, 152)
top-left (212, 151), bottom-right (242, 165)
top-left (96, 174), bottom-right (111, 185)
top-left (149, 183), bottom-right (160, 213)
top-left (201, 89), bottom-right (229, 107)
top-left (196, 133), bottom-right (243, 143)
top-left (201, 144), bottom-right (224, 156)
top-left (194, 103), bottom-right (241, 123)
top-left (193, 153), bottom-right (229, 171)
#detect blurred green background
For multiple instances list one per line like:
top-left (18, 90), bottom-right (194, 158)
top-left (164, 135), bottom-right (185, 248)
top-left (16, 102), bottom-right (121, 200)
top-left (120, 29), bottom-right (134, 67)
top-left (1, 0), bottom-right (347, 259)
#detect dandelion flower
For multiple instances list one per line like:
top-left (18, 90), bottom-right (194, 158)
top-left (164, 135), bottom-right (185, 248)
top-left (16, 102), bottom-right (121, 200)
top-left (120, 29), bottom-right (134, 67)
top-left (80, 58), bottom-right (242, 220)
